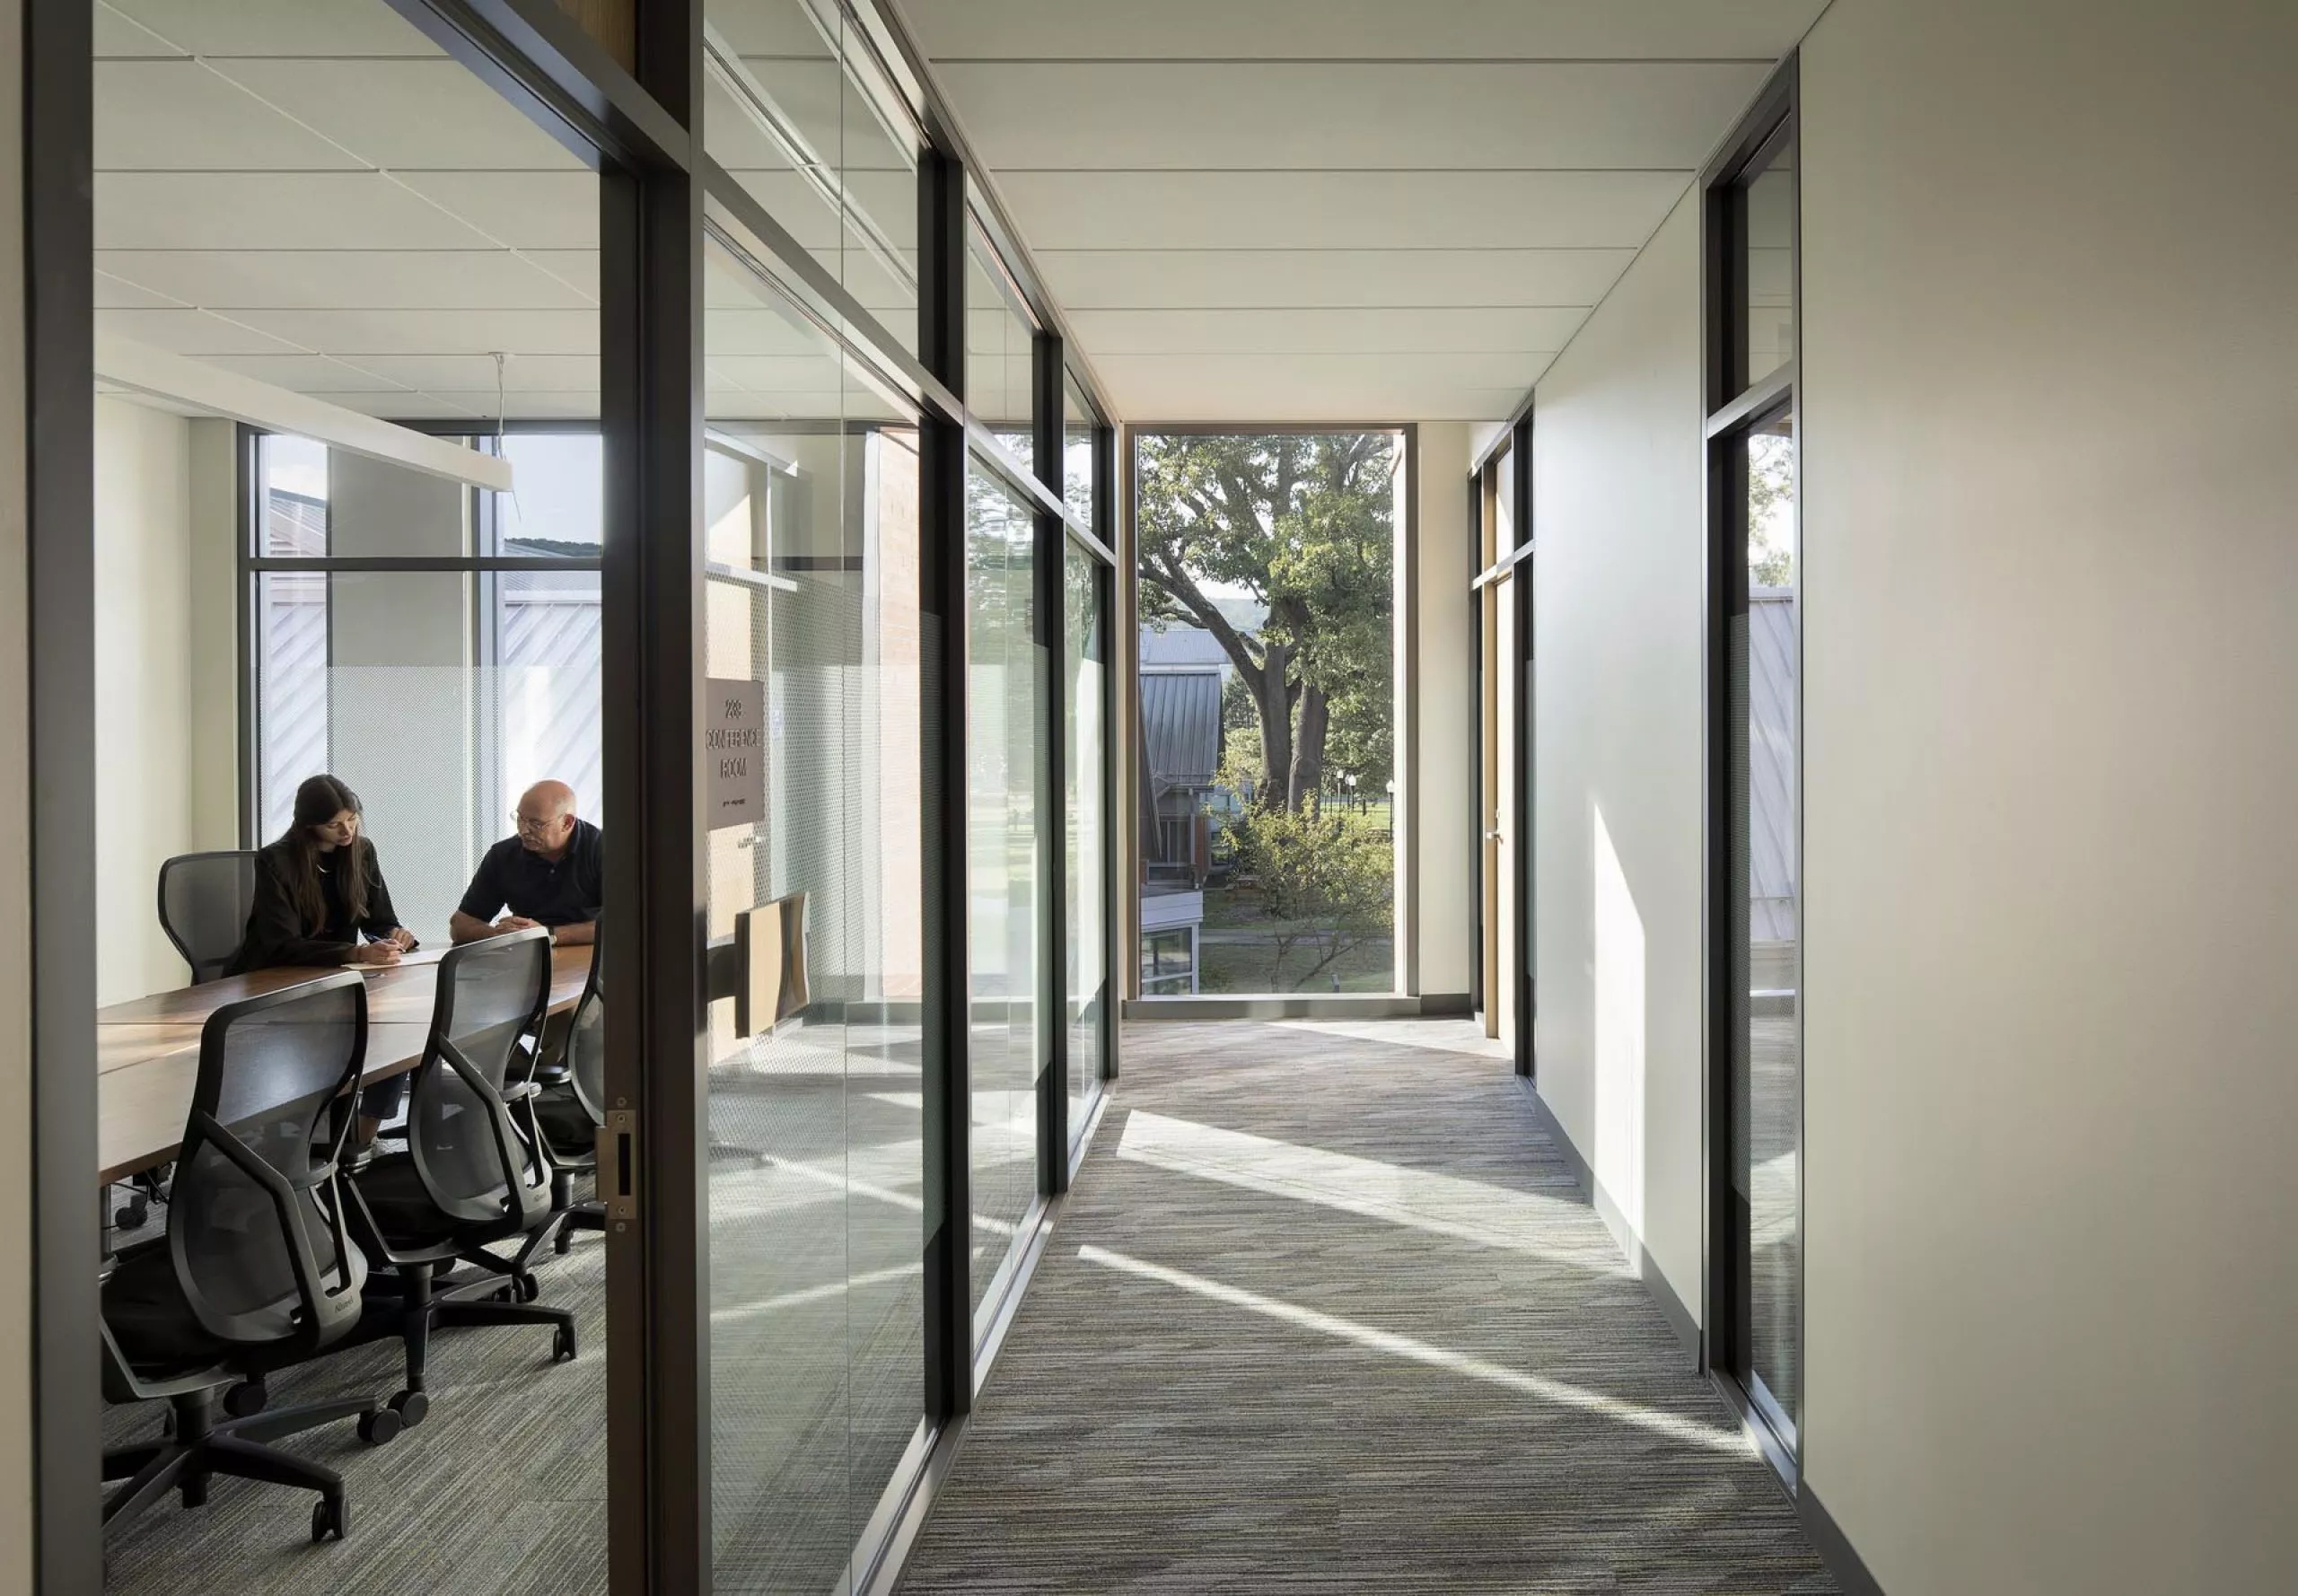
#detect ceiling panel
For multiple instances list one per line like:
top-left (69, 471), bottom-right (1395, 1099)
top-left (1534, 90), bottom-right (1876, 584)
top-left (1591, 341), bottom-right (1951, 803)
top-left (998, 170), bottom-right (1687, 251)
top-left (93, 4), bottom-right (186, 57)
top-left (95, 60), bottom-right (362, 171)
top-left (211, 59), bottom-right (587, 171)
top-left (1113, 370), bottom-right (1547, 424)
top-left (95, 250), bottom-right (597, 311)
top-left (224, 307), bottom-right (600, 355)
top-left (346, 355), bottom-right (601, 393)
top-left (93, 307), bottom-right (308, 355)
top-left (196, 354), bottom-right (413, 391)
top-left (934, 62), bottom-right (1770, 171)
top-left (96, 171), bottom-right (498, 250)
top-left (101, 0), bottom-right (443, 58)
top-left (900, 0), bottom-right (1823, 61)
top-left (1035, 248), bottom-right (1637, 310)
top-left (1065, 306), bottom-right (1585, 355)
top-left (93, 270), bottom-right (188, 309)
top-left (390, 171), bottom-right (601, 250)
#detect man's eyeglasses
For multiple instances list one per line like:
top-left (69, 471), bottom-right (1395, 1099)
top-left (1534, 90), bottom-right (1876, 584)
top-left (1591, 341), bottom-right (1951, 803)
top-left (513, 813), bottom-right (561, 835)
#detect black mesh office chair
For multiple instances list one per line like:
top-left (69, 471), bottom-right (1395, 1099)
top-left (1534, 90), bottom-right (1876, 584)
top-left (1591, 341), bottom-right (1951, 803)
top-left (156, 850), bottom-right (259, 984)
top-left (528, 937), bottom-right (607, 1254)
top-left (345, 927), bottom-right (575, 1428)
top-left (118, 852), bottom-right (260, 1236)
top-left (100, 973), bottom-right (396, 1545)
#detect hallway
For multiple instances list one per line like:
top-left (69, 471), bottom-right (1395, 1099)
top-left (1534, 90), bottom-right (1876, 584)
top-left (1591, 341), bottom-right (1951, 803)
top-left (900, 1021), bottom-right (1835, 1593)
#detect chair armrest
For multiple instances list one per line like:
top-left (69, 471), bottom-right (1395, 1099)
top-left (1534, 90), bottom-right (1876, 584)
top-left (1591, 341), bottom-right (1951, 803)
top-left (501, 1080), bottom-right (540, 1102)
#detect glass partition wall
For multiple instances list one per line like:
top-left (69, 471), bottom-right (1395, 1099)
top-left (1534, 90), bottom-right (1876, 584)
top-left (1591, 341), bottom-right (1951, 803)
top-left (1704, 61), bottom-right (1803, 1478)
top-left (690, 5), bottom-right (1118, 1591)
top-left (35, 0), bottom-right (1120, 1592)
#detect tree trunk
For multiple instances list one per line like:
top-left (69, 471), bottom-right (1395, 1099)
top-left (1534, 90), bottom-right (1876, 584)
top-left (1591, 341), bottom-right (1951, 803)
top-left (1250, 639), bottom-right (1294, 810)
top-left (1289, 682), bottom-right (1329, 811)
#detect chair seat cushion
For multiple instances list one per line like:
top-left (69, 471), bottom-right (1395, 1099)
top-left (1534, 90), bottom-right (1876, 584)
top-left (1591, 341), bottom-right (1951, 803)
top-left (348, 1153), bottom-right (464, 1252)
top-left (101, 1241), bottom-right (235, 1380)
top-left (532, 1081), bottom-right (598, 1163)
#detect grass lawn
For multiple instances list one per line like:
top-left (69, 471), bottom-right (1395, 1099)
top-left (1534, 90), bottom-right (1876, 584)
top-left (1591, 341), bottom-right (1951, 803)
top-left (1195, 881), bottom-right (1396, 994)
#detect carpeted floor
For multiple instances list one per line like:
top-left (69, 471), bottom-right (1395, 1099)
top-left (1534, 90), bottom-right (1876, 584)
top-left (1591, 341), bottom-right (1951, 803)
top-left (897, 1017), bottom-right (1838, 1594)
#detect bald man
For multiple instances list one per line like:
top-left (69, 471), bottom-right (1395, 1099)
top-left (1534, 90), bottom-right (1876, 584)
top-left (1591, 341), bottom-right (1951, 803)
top-left (451, 779), bottom-right (603, 945)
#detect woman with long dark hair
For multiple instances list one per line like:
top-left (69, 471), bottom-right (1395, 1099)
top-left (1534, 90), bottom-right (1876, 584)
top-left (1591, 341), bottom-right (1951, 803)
top-left (230, 774), bottom-right (417, 973)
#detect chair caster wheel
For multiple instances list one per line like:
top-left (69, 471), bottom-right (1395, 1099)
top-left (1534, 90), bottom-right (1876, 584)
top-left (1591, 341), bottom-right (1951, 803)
top-left (311, 1495), bottom-right (346, 1543)
top-left (389, 1390), bottom-right (428, 1428)
top-left (357, 1407), bottom-right (402, 1446)
top-left (552, 1324), bottom-right (577, 1363)
top-left (224, 1377), bottom-right (268, 1418)
top-left (118, 1197), bottom-right (149, 1231)
top-left (515, 1272), bottom-right (541, 1303)
top-left (553, 1230), bottom-right (573, 1256)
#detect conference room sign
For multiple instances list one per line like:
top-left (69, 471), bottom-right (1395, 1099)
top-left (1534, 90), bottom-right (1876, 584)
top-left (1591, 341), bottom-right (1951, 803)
top-left (706, 677), bottom-right (767, 829)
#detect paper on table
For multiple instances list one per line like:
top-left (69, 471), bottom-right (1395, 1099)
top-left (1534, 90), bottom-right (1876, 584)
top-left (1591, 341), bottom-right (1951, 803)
top-left (340, 945), bottom-right (447, 969)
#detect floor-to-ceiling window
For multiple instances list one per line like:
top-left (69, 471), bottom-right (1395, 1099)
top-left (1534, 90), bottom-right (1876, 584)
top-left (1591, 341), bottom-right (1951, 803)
top-left (1705, 62), bottom-right (1802, 1469)
top-left (1131, 429), bottom-right (1407, 998)
top-left (1469, 418), bottom-right (1534, 1071)
top-left (248, 430), bottom-right (605, 936)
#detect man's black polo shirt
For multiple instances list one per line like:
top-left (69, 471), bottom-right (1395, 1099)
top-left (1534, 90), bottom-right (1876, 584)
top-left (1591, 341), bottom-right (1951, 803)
top-left (459, 818), bottom-right (605, 928)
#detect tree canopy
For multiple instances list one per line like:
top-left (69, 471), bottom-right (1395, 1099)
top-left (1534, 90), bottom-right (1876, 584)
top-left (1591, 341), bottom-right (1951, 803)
top-left (1136, 432), bottom-right (1396, 811)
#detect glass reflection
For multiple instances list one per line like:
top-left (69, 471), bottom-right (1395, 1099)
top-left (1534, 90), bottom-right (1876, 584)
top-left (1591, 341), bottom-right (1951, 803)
top-left (1732, 407), bottom-right (1799, 1436)
top-left (965, 457), bottom-right (1041, 1328)
top-left (1741, 130), bottom-right (1795, 387)
top-left (1066, 541), bottom-right (1107, 1140)
top-left (702, 236), bottom-right (924, 1592)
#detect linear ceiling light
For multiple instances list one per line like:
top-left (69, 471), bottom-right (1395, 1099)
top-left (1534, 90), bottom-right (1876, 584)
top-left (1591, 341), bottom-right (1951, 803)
top-left (94, 335), bottom-right (515, 493)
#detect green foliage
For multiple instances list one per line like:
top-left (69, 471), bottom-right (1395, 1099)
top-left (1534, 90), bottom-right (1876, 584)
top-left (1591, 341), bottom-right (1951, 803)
top-left (1223, 797), bottom-right (1393, 990)
top-left (1136, 432), bottom-right (1396, 809)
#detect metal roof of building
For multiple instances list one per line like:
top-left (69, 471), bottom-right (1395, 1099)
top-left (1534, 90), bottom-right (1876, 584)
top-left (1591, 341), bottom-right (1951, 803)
top-left (1139, 624), bottom-right (1231, 671)
top-left (1140, 670), bottom-right (1223, 794)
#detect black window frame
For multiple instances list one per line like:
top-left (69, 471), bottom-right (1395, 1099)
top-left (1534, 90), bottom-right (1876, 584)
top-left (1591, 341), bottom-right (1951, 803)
top-left (1700, 52), bottom-right (1804, 1489)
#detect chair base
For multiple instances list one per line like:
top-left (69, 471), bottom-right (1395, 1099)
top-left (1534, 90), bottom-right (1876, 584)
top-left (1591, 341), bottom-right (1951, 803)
top-left (104, 1387), bottom-right (382, 1541)
top-left (360, 1258), bottom-right (578, 1427)
top-left (551, 1200), bottom-right (607, 1254)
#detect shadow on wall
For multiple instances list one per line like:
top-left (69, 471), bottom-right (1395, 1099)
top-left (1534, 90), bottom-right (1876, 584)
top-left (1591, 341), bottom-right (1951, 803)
top-left (1592, 802), bottom-right (1647, 1241)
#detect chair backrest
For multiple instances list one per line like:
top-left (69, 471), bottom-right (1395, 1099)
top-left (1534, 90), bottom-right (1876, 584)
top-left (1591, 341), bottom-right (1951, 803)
top-left (410, 928), bottom-right (555, 1224)
top-left (170, 972), bottom-right (369, 1353)
top-left (564, 935), bottom-right (606, 1125)
top-left (157, 850), bottom-right (258, 985)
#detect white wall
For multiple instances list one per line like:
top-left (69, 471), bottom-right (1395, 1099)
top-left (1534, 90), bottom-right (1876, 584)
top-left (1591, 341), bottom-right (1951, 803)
top-left (1413, 420), bottom-right (1473, 998)
top-left (1529, 189), bottom-right (1706, 1317)
top-left (93, 398), bottom-right (206, 1003)
top-left (1798, 2), bottom-right (2298, 1590)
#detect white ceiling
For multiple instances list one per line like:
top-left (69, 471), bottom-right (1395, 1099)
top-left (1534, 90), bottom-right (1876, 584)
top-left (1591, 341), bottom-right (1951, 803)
top-left (898, 0), bottom-right (1828, 422)
top-left (91, 0), bottom-right (1821, 430)
top-left (92, 0), bottom-right (916, 424)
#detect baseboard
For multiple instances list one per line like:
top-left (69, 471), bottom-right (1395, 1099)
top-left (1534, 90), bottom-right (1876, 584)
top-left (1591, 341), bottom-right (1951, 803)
top-left (1799, 1486), bottom-right (1887, 1596)
top-left (1517, 1081), bottom-right (1701, 1364)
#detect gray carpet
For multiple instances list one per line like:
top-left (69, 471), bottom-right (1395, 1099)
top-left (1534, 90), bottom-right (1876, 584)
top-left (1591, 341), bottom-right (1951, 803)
top-left (100, 1211), bottom-right (612, 1595)
top-left (898, 1018), bottom-right (1838, 1594)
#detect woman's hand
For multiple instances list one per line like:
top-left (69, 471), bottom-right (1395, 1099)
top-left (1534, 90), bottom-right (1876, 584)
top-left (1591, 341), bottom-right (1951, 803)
top-left (351, 941), bottom-right (402, 967)
top-left (388, 926), bottom-right (418, 951)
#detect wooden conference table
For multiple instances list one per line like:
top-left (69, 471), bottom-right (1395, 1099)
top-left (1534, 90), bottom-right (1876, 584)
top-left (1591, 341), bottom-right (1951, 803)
top-left (95, 944), bottom-right (593, 1185)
